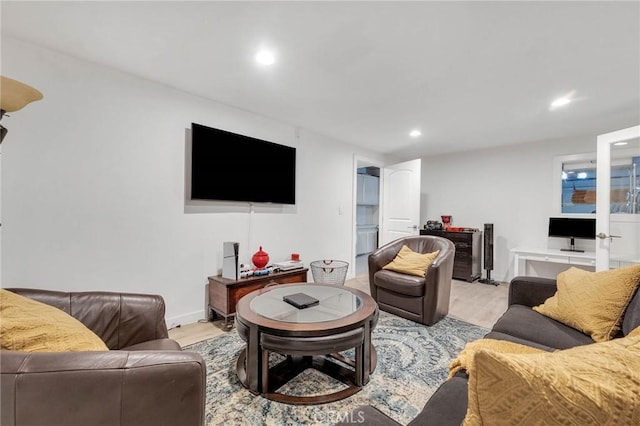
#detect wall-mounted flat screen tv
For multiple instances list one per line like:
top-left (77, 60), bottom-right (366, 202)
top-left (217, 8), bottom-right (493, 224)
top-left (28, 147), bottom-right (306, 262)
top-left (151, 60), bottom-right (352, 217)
top-left (548, 217), bottom-right (596, 252)
top-left (190, 123), bottom-right (296, 204)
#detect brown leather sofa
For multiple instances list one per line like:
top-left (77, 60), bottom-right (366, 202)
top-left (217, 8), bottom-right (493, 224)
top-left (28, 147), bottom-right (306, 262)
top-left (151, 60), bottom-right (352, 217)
top-left (368, 235), bottom-right (455, 326)
top-left (1, 288), bottom-right (206, 426)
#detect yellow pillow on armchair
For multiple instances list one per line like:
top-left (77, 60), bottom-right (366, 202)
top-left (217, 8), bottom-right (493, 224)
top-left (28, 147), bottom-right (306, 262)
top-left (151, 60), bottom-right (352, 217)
top-left (0, 289), bottom-right (108, 352)
top-left (382, 245), bottom-right (440, 277)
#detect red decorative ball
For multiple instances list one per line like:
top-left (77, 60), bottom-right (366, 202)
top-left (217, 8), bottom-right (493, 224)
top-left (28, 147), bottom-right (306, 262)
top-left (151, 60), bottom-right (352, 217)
top-left (252, 246), bottom-right (269, 269)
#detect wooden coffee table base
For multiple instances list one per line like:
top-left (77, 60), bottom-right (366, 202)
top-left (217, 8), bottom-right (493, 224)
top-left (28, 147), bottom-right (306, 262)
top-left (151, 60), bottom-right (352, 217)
top-left (236, 347), bottom-right (377, 405)
top-left (234, 283), bottom-right (379, 405)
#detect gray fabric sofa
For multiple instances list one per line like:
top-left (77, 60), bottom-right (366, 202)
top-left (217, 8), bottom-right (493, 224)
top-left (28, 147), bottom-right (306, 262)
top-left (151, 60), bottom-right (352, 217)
top-left (337, 275), bottom-right (640, 425)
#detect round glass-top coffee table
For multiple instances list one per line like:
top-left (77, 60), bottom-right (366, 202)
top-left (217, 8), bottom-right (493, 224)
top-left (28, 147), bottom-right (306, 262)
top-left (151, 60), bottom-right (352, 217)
top-left (235, 283), bottom-right (378, 405)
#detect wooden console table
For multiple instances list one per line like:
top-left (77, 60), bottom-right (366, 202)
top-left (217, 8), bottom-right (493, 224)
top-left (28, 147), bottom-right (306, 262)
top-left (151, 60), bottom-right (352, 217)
top-left (208, 268), bottom-right (308, 330)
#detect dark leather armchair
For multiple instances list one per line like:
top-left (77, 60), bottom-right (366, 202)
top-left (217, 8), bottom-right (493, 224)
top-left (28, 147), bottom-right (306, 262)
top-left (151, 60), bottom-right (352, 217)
top-left (368, 235), bottom-right (455, 326)
top-left (1, 288), bottom-right (206, 426)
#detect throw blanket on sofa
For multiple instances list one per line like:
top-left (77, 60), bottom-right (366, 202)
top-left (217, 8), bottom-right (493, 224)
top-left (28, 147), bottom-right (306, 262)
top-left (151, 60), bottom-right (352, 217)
top-left (461, 329), bottom-right (640, 425)
top-left (448, 338), bottom-right (546, 379)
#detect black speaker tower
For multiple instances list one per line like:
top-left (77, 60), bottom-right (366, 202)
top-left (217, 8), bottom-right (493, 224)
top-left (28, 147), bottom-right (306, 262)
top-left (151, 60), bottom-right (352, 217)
top-left (479, 223), bottom-right (498, 286)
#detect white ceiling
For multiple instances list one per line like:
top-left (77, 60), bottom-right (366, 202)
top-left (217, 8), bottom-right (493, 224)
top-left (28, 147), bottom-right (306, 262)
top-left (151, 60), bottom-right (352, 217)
top-left (2, 1), bottom-right (639, 159)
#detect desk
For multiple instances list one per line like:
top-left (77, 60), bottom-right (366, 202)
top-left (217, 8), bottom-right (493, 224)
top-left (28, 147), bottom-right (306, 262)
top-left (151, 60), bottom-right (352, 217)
top-left (512, 248), bottom-right (639, 278)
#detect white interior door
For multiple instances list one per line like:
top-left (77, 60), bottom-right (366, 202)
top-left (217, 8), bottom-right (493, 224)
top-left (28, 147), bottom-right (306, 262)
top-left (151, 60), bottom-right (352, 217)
top-left (380, 159), bottom-right (421, 245)
top-left (595, 125), bottom-right (640, 271)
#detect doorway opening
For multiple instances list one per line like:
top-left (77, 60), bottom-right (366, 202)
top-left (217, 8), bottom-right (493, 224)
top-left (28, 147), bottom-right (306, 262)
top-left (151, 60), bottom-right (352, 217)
top-left (354, 157), bottom-right (382, 277)
top-left (352, 157), bottom-right (422, 279)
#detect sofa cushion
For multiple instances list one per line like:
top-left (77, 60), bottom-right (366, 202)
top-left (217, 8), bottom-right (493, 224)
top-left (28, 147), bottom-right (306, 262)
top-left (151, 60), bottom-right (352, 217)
top-left (0, 289), bottom-right (108, 352)
top-left (382, 245), bottom-right (439, 277)
top-left (491, 304), bottom-right (594, 350)
top-left (464, 327), bottom-right (640, 425)
top-left (622, 286), bottom-right (640, 336)
top-left (532, 264), bottom-right (640, 342)
top-left (483, 331), bottom-right (556, 352)
top-left (374, 269), bottom-right (425, 297)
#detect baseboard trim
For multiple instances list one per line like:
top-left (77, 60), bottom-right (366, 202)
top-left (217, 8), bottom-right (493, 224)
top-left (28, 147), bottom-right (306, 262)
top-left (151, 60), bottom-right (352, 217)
top-left (165, 310), bottom-right (206, 330)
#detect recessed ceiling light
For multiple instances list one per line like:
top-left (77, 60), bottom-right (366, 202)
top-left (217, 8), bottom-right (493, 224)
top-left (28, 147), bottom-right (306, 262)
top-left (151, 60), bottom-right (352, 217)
top-left (409, 130), bottom-right (421, 138)
top-left (614, 141), bottom-right (628, 146)
top-left (551, 97), bottom-right (571, 108)
top-left (549, 91), bottom-right (577, 110)
top-left (255, 50), bottom-right (275, 66)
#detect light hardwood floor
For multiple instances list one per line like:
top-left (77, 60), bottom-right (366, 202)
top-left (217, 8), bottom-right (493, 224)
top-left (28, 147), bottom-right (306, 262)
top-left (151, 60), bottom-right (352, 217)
top-left (168, 274), bottom-right (509, 347)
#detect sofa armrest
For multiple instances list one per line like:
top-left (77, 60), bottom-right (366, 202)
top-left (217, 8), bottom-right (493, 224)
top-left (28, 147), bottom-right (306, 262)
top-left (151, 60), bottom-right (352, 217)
top-left (6, 288), bottom-right (169, 349)
top-left (334, 405), bottom-right (401, 425)
top-left (0, 349), bottom-right (205, 426)
top-left (368, 240), bottom-right (402, 297)
top-left (368, 240), bottom-right (403, 274)
top-left (508, 276), bottom-right (558, 307)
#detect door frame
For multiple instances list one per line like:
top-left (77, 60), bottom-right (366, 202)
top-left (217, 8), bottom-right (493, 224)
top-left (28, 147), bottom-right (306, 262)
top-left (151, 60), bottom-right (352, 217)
top-left (352, 155), bottom-right (383, 277)
top-left (595, 125), bottom-right (640, 271)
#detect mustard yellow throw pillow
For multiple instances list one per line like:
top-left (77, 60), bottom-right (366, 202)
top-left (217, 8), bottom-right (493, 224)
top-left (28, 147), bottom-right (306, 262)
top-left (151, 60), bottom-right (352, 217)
top-left (532, 264), bottom-right (640, 342)
top-left (382, 245), bottom-right (440, 277)
top-left (0, 289), bottom-right (108, 352)
top-left (464, 329), bottom-right (640, 426)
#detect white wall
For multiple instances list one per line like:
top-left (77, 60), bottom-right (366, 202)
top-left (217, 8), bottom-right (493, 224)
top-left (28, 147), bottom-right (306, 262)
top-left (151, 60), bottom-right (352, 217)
top-left (4, 37), bottom-right (634, 324)
top-left (420, 137), bottom-right (601, 282)
top-left (1, 37), bottom-right (388, 325)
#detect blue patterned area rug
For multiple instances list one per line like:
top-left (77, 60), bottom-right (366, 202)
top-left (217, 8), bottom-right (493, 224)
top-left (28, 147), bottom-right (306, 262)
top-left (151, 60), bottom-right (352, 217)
top-left (184, 312), bottom-right (488, 426)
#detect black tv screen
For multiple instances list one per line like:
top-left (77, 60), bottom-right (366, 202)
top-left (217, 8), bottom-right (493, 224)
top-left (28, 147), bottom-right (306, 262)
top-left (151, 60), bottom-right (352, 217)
top-left (190, 123), bottom-right (296, 204)
top-left (548, 217), bottom-right (596, 240)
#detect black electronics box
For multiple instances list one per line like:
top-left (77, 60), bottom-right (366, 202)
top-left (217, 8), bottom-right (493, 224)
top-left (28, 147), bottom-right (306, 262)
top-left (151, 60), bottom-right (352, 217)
top-left (283, 293), bottom-right (319, 309)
